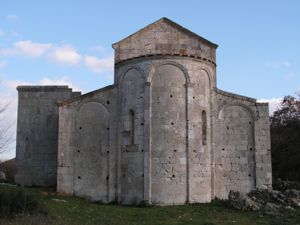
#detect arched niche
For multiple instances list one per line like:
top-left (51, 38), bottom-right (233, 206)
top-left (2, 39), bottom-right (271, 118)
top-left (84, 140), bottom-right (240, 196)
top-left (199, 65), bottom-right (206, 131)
top-left (218, 105), bottom-right (255, 195)
top-left (120, 68), bottom-right (145, 204)
top-left (73, 101), bottom-right (109, 202)
top-left (200, 69), bottom-right (211, 102)
top-left (218, 103), bottom-right (256, 121)
top-left (150, 63), bottom-right (188, 205)
top-left (181, 66), bottom-right (212, 202)
top-left (147, 61), bottom-right (190, 84)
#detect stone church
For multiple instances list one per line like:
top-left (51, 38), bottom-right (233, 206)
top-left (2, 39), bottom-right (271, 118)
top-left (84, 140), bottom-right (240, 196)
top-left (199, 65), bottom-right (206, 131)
top-left (15, 18), bottom-right (272, 205)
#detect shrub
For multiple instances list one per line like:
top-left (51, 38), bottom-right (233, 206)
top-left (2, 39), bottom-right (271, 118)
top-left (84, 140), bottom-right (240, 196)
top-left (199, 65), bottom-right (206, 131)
top-left (0, 187), bottom-right (47, 218)
top-left (271, 95), bottom-right (300, 182)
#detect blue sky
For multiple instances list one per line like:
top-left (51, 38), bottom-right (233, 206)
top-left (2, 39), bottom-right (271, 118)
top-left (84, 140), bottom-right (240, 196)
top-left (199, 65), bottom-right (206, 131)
top-left (0, 0), bottom-right (299, 158)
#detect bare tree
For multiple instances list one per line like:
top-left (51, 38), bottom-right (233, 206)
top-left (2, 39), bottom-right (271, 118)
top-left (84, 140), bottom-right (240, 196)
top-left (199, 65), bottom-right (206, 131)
top-left (0, 103), bottom-right (13, 154)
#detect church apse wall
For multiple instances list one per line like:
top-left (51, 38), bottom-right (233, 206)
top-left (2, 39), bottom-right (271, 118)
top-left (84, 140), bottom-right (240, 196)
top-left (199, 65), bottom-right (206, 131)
top-left (120, 68), bottom-right (145, 204)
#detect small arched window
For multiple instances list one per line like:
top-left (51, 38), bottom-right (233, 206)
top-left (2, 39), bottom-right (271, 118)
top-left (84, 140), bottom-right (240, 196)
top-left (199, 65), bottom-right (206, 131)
top-left (129, 109), bottom-right (135, 145)
top-left (202, 110), bottom-right (207, 145)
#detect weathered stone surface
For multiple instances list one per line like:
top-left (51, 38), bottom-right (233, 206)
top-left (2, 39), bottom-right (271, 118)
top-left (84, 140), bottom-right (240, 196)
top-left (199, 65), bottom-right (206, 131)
top-left (0, 171), bottom-right (6, 180)
top-left (15, 86), bottom-right (81, 187)
top-left (112, 18), bottom-right (217, 64)
top-left (16, 18), bottom-right (272, 205)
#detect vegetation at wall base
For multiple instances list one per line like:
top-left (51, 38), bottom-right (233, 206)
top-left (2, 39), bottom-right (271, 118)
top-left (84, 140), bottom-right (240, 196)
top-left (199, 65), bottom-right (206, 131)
top-left (0, 185), bottom-right (300, 225)
top-left (0, 185), bottom-right (47, 218)
top-left (0, 95), bottom-right (300, 224)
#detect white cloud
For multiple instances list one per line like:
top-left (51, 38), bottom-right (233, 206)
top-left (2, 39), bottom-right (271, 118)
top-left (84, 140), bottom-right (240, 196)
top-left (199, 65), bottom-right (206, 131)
top-left (0, 60), bottom-right (8, 69)
top-left (48, 45), bottom-right (82, 66)
top-left (0, 40), bottom-right (52, 57)
top-left (265, 61), bottom-right (292, 69)
top-left (6, 14), bottom-right (18, 20)
top-left (0, 29), bottom-right (4, 37)
top-left (38, 76), bottom-right (82, 92)
top-left (84, 55), bottom-right (114, 73)
top-left (258, 98), bottom-right (282, 115)
top-left (1, 41), bottom-right (114, 72)
top-left (0, 78), bottom-right (21, 159)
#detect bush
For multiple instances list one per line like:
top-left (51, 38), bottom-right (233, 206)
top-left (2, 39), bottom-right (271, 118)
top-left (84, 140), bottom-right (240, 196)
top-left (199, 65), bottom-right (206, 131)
top-left (0, 187), bottom-right (47, 218)
top-left (271, 95), bottom-right (300, 182)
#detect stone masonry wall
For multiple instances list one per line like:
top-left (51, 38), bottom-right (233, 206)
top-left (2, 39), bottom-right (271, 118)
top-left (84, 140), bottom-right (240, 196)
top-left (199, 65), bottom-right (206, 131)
top-left (57, 57), bottom-right (271, 204)
top-left (112, 18), bottom-right (217, 65)
top-left (16, 18), bottom-right (272, 205)
top-left (213, 89), bottom-right (272, 199)
top-left (115, 56), bottom-right (216, 204)
top-left (150, 63), bottom-right (188, 205)
top-left (120, 68), bottom-right (145, 204)
top-left (57, 86), bottom-right (118, 203)
top-left (15, 86), bottom-right (80, 187)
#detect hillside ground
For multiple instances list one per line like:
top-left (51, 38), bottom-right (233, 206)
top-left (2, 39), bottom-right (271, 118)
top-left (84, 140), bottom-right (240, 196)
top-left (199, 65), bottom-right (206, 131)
top-left (0, 185), bottom-right (299, 225)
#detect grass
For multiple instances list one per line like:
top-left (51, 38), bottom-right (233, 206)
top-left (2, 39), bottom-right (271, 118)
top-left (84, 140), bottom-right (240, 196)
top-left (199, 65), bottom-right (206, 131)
top-left (0, 184), bottom-right (46, 218)
top-left (0, 185), bottom-right (300, 225)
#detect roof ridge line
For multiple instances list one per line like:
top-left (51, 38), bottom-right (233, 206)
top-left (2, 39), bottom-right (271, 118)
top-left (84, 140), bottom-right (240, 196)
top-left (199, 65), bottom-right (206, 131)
top-left (112, 17), bottom-right (218, 49)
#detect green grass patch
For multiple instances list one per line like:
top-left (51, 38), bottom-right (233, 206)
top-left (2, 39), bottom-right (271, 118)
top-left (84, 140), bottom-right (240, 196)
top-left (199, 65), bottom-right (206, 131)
top-left (0, 185), bottom-right (300, 225)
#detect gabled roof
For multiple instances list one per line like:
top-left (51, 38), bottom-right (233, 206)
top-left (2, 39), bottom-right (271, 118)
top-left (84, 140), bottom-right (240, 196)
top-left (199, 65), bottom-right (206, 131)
top-left (112, 17), bottom-right (218, 49)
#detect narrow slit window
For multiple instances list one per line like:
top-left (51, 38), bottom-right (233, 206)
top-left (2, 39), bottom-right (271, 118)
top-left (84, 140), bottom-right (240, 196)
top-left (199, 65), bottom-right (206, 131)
top-left (202, 110), bottom-right (207, 145)
top-left (129, 109), bottom-right (135, 145)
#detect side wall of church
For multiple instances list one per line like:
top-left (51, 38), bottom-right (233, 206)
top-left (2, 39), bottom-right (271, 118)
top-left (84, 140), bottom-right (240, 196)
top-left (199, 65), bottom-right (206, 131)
top-left (213, 89), bottom-right (272, 199)
top-left (57, 86), bottom-right (118, 203)
top-left (15, 86), bottom-right (80, 187)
